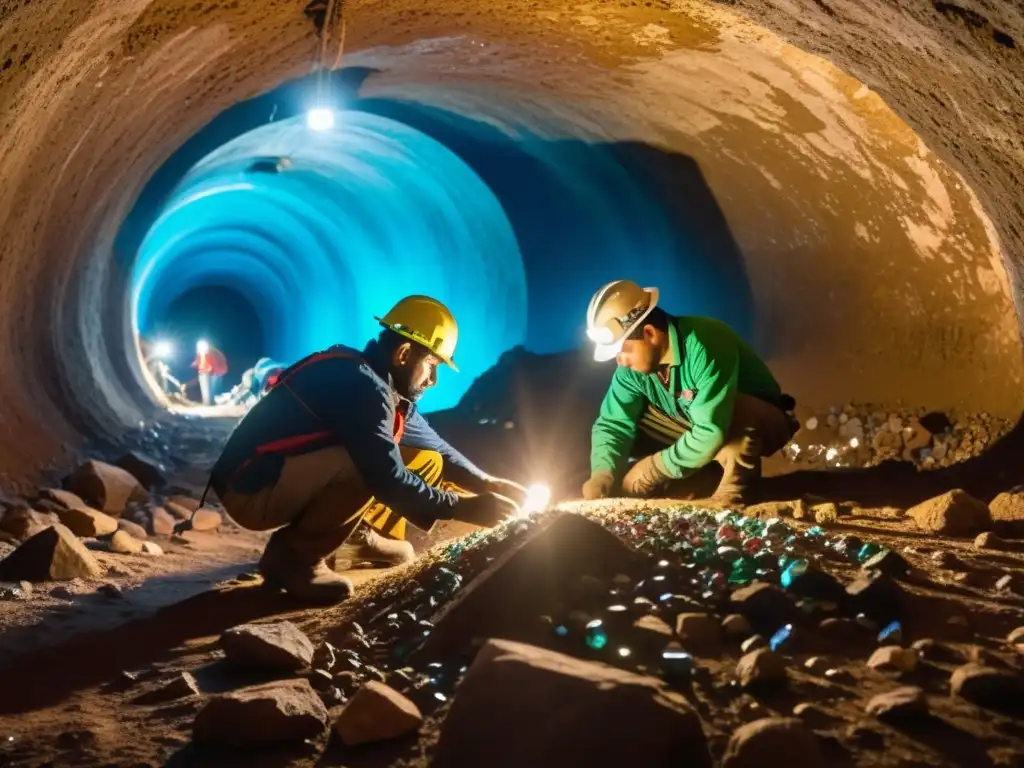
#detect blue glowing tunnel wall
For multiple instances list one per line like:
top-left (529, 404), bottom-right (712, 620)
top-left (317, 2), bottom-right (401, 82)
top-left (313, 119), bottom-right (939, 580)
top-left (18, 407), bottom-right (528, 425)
top-left (133, 114), bottom-right (527, 410)
top-left (127, 68), bottom-right (754, 411)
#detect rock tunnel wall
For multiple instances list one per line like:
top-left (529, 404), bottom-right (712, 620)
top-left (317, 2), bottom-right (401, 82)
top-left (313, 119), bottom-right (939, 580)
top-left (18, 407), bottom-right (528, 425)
top-left (0, 0), bottom-right (1021, 486)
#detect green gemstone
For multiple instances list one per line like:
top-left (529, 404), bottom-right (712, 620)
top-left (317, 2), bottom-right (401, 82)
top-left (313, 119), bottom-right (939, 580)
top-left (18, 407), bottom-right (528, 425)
top-left (728, 556), bottom-right (757, 584)
top-left (857, 542), bottom-right (883, 564)
top-left (585, 622), bottom-right (608, 650)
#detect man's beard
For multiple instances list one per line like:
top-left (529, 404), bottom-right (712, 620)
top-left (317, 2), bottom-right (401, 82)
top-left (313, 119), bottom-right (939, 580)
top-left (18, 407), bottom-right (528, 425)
top-left (392, 366), bottom-right (426, 402)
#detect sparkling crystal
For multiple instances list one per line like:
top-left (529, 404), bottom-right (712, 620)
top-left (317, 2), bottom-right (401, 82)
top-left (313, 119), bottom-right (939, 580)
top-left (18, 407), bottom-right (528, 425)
top-left (553, 624), bottom-right (569, 637)
top-left (770, 624), bottom-right (795, 651)
top-left (743, 537), bottom-right (764, 553)
top-left (857, 542), bottom-right (883, 564)
top-left (585, 619), bottom-right (608, 650)
top-left (806, 526), bottom-right (825, 537)
top-left (878, 620), bottom-right (903, 644)
top-left (728, 556), bottom-right (758, 585)
top-left (780, 558), bottom-right (809, 589)
top-left (717, 525), bottom-right (740, 542)
top-left (617, 646), bottom-right (632, 657)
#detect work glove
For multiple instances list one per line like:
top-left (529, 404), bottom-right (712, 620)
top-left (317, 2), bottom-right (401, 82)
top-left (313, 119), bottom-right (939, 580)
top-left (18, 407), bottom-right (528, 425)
top-left (485, 477), bottom-right (529, 507)
top-left (452, 492), bottom-right (520, 528)
top-left (622, 453), bottom-right (671, 497)
top-left (582, 471), bottom-right (614, 500)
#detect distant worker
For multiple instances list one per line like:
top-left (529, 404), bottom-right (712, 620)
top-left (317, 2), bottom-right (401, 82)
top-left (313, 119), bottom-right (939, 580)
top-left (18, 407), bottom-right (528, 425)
top-left (582, 280), bottom-right (797, 505)
top-left (192, 340), bottom-right (228, 406)
top-left (208, 296), bottom-right (526, 604)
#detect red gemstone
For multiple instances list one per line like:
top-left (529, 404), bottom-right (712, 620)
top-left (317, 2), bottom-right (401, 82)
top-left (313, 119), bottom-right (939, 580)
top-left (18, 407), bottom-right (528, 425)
top-left (744, 537), bottom-right (764, 553)
top-left (716, 525), bottom-right (739, 542)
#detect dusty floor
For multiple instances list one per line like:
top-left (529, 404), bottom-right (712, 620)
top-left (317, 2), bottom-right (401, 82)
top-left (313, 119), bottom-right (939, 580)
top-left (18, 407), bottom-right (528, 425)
top-left (1, 489), bottom-right (1024, 767)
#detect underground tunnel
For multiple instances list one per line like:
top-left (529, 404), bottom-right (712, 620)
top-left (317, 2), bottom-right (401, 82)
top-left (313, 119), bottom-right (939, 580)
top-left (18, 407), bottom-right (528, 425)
top-left (1, 0), bottom-right (1024, 764)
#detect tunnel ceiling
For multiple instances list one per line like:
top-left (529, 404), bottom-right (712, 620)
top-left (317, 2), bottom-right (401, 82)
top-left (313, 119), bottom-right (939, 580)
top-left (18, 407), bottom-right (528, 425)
top-left (0, 0), bottom-right (1022, 483)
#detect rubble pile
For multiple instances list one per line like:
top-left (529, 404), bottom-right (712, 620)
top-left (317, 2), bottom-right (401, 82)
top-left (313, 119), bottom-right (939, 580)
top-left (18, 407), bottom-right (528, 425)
top-left (68, 494), bottom-right (1021, 766)
top-left (786, 405), bottom-right (1012, 470)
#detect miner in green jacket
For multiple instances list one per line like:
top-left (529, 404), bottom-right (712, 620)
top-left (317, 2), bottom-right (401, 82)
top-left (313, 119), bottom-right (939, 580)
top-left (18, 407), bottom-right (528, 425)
top-left (582, 279), bottom-right (797, 504)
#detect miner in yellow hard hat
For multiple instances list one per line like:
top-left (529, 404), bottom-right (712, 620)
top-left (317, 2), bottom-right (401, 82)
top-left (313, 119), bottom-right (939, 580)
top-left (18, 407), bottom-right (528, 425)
top-left (583, 279), bottom-right (797, 504)
top-left (208, 295), bottom-right (526, 604)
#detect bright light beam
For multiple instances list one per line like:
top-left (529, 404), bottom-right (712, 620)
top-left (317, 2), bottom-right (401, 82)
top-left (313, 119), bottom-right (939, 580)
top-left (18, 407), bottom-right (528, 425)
top-left (519, 483), bottom-right (551, 517)
top-left (196, 339), bottom-right (210, 356)
top-left (306, 108), bottom-right (335, 131)
top-left (152, 340), bottom-right (173, 359)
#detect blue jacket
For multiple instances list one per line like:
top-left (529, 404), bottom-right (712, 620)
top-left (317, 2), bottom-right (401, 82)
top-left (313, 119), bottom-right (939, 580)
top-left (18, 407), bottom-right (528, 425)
top-left (211, 341), bottom-right (488, 530)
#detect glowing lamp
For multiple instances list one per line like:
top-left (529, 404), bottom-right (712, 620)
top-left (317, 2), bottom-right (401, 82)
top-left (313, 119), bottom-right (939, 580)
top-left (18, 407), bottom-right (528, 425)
top-left (587, 326), bottom-right (615, 345)
top-left (196, 339), bottom-right (210, 356)
top-left (152, 341), bottom-right (173, 359)
top-left (306, 108), bottom-right (335, 131)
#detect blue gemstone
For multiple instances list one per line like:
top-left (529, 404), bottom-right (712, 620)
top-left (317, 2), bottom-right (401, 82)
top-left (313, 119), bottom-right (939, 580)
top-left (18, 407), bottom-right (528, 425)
top-left (554, 625), bottom-right (569, 637)
top-left (878, 620), bottom-right (903, 644)
top-left (780, 559), bottom-right (809, 589)
top-left (770, 623), bottom-right (794, 651)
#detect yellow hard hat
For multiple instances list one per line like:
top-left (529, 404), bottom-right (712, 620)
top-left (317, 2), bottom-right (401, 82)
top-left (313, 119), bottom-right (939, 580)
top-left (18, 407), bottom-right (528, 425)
top-left (585, 279), bottom-right (660, 362)
top-left (375, 295), bottom-right (460, 371)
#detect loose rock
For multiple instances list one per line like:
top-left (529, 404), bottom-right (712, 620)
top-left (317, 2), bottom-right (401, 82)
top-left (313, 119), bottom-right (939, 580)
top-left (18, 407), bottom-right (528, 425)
top-left (0, 525), bottom-right (103, 581)
top-left (867, 646), bottom-right (918, 673)
top-left (65, 460), bottom-right (148, 516)
top-left (54, 506), bottom-right (118, 538)
top-left (846, 572), bottom-right (904, 624)
top-left (110, 529), bottom-right (143, 554)
top-left (741, 635), bottom-right (767, 653)
top-left (675, 613), bottom-right (721, 649)
top-left (334, 681), bottom-right (423, 746)
top-left (974, 531), bottom-right (1008, 550)
top-left (950, 663), bottom-right (1024, 710)
top-left (431, 639), bottom-right (709, 768)
top-left (116, 518), bottom-right (148, 541)
top-left (729, 582), bottom-right (798, 631)
top-left (114, 452), bottom-right (166, 490)
top-left (736, 649), bottom-right (787, 689)
top-left (813, 503), bottom-right (839, 525)
top-left (38, 489), bottom-right (87, 509)
top-left (1007, 627), bottom-right (1024, 645)
top-left (861, 549), bottom-right (909, 578)
top-left (146, 507), bottom-right (176, 536)
top-left (792, 702), bottom-right (833, 727)
top-left (989, 492), bottom-right (1024, 536)
top-left (866, 686), bottom-right (928, 720)
top-left (0, 507), bottom-right (56, 541)
top-left (220, 621), bottom-right (315, 670)
top-left (140, 541), bottom-right (163, 556)
top-left (193, 679), bottom-right (327, 746)
top-left (191, 508), bottom-right (222, 532)
top-left (906, 490), bottom-right (991, 536)
top-left (722, 614), bottom-right (752, 639)
top-left (722, 717), bottom-right (824, 768)
top-left (134, 672), bottom-right (200, 705)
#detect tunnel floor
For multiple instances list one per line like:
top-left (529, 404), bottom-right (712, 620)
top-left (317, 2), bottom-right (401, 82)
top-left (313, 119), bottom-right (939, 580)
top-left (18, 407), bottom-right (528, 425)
top-left (1, 412), bottom-right (1024, 766)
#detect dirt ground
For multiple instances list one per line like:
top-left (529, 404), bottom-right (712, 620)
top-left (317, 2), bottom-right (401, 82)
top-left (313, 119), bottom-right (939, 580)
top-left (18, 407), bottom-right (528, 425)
top-left (2, 485), bottom-right (1024, 767)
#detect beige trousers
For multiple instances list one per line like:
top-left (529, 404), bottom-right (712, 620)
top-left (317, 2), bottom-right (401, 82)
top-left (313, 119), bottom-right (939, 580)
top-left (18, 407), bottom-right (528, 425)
top-left (221, 445), bottom-right (444, 564)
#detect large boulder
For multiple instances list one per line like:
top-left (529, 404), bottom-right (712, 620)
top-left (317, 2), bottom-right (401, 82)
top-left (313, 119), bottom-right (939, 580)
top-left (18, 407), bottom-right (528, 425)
top-left (432, 639), bottom-right (710, 768)
top-left (114, 452), bottom-right (167, 490)
top-left (193, 679), bottom-right (328, 746)
top-left (334, 681), bottom-right (423, 746)
top-left (54, 506), bottom-right (118, 538)
top-left (989, 492), bottom-right (1024, 537)
top-left (65, 460), bottom-right (148, 516)
top-left (220, 621), bottom-right (315, 670)
top-left (0, 525), bottom-right (103, 581)
top-left (906, 490), bottom-right (991, 536)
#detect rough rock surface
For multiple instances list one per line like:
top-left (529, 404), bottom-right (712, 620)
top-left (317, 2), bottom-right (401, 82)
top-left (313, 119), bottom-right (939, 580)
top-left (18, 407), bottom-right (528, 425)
top-left (110, 530), bottom-right (143, 554)
top-left (192, 679), bottom-right (328, 746)
top-left (146, 508), bottom-right (176, 537)
top-left (0, 525), bottom-right (103, 581)
top-left (115, 518), bottom-right (148, 541)
top-left (865, 686), bottom-right (929, 721)
top-left (989, 492), bottom-right (1024, 536)
top-left (65, 461), bottom-right (148, 516)
top-left (432, 639), bottom-right (709, 767)
top-left (736, 649), bottom-right (788, 689)
top-left (722, 717), bottom-right (824, 768)
top-left (334, 681), bottom-right (423, 746)
top-left (220, 621), bottom-right (315, 670)
top-left (906, 490), bottom-right (991, 536)
top-left (114, 452), bottom-right (166, 490)
top-left (38, 489), bottom-right (87, 509)
top-left (0, 507), bottom-right (57, 542)
top-left (950, 664), bottom-right (1024, 710)
top-left (54, 507), bottom-right (118, 538)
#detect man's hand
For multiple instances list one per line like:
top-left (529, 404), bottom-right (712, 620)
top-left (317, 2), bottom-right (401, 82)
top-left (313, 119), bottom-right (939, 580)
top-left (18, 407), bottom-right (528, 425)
top-left (485, 477), bottom-right (528, 506)
top-left (621, 454), bottom-right (671, 497)
top-left (452, 492), bottom-right (520, 528)
top-left (582, 471), bottom-right (614, 500)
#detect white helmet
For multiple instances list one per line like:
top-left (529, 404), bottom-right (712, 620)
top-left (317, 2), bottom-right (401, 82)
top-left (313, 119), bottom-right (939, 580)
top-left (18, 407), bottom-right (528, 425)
top-left (585, 279), bottom-right (660, 362)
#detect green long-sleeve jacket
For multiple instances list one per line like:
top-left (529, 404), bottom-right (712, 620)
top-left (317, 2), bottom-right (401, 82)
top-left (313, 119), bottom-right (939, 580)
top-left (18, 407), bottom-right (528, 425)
top-left (590, 315), bottom-right (782, 480)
